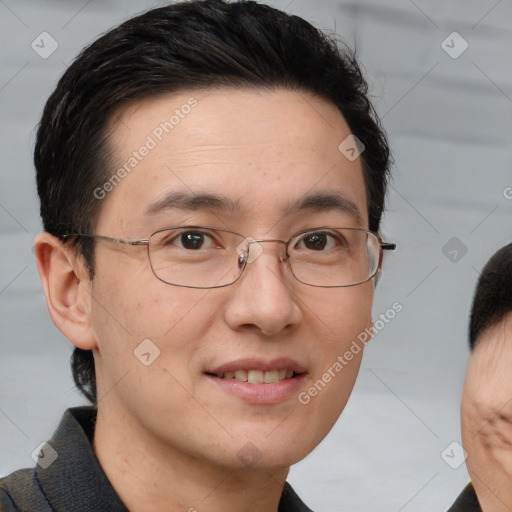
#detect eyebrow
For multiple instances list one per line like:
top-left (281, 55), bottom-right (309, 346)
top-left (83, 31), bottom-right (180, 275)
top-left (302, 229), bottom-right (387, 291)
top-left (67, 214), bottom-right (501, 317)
top-left (144, 191), bottom-right (364, 225)
top-left (144, 192), bottom-right (242, 216)
top-left (282, 192), bottom-right (364, 225)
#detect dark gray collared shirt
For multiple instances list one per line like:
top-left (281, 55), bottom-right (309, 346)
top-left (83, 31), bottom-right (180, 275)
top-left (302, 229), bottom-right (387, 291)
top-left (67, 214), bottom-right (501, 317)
top-left (0, 407), bottom-right (313, 511)
top-left (447, 483), bottom-right (482, 512)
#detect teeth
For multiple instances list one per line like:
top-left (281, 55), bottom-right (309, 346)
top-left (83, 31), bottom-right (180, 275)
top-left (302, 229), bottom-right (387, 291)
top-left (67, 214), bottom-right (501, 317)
top-left (216, 368), bottom-right (296, 383)
top-left (248, 370), bottom-right (264, 383)
top-left (264, 370), bottom-right (279, 383)
top-left (234, 370), bottom-right (248, 381)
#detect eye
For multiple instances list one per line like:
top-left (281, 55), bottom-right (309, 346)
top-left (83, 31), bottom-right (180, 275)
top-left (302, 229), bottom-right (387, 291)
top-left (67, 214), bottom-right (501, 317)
top-left (163, 230), bottom-right (219, 250)
top-left (296, 231), bottom-right (344, 251)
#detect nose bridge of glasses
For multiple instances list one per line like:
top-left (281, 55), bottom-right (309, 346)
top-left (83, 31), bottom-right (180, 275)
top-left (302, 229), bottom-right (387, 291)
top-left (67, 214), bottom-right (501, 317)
top-left (239, 237), bottom-right (288, 265)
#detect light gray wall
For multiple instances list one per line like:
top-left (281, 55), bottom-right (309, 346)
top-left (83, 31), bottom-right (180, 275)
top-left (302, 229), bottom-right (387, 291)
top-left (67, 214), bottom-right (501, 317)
top-left (1, 1), bottom-right (511, 510)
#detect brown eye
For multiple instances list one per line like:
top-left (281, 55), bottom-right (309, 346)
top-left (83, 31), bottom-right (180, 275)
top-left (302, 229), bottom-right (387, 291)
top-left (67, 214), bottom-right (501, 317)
top-left (159, 230), bottom-right (219, 251)
top-left (302, 233), bottom-right (327, 250)
top-left (297, 231), bottom-right (342, 251)
top-left (180, 231), bottom-right (206, 250)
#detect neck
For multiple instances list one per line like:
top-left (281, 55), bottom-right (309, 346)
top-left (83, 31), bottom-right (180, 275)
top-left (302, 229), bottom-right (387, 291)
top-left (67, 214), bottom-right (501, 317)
top-left (92, 403), bottom-right (289, 512)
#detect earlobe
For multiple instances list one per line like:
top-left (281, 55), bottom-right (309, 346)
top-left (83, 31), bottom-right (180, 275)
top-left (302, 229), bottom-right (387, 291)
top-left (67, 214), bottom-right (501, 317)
top-left (34, 232), bottom-right (97, 350)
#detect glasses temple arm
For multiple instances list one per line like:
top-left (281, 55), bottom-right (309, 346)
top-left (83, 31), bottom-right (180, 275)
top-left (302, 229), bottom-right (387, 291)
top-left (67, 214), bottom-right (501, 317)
top-left (62, 233), bottom-right (148, 246)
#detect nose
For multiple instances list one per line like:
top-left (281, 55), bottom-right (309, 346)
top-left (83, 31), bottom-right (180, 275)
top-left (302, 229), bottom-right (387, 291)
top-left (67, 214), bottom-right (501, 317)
top-left (223, 240), bottom-right (302, 336)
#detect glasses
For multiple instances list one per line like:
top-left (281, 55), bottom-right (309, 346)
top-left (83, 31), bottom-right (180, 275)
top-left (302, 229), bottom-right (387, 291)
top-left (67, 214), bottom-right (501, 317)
top-left (66, 226), bottom-right (396, 289)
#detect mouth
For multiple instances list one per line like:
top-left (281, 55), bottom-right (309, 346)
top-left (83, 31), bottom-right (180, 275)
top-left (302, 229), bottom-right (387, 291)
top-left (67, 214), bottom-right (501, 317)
top-left (206, 369), bottom-right (301, 383)
top-left (204, 358), bottom-right (307, 404)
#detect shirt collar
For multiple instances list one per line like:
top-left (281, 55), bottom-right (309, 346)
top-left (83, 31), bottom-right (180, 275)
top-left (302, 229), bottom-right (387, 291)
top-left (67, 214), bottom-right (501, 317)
top-left (35, 407), bottom-right (128, 512)
top-left (35, 406), bottom-right (312, 512)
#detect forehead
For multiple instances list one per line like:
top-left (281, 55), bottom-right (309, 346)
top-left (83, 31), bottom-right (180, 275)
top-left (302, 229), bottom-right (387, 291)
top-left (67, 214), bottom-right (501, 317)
top-left (98, 87), bottom-right (368, 233)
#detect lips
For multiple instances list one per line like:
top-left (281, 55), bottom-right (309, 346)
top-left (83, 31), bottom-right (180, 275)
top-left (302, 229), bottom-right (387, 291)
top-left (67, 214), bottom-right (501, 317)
top-left (206, 359), bottom-right (307, 404)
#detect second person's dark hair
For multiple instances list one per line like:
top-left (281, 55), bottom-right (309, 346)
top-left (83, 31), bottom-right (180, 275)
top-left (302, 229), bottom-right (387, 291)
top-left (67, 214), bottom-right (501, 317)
top-left (469, 243), bottom-right (512, 349)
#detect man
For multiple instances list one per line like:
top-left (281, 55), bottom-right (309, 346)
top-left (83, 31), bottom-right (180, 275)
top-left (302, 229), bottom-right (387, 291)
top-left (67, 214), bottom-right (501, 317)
top-left (0, 1), bottom-right (394, 510)
top-left (449, 243), bottom-right (512, 512)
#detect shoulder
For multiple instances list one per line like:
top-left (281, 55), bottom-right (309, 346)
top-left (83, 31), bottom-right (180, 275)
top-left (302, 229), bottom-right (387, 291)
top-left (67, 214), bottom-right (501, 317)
top-left (447, 483), bottom-right (482, 512)
top-left (0, 407), bottom-right (97, 512)
top-left (0, 467), bottom-right (51, 511)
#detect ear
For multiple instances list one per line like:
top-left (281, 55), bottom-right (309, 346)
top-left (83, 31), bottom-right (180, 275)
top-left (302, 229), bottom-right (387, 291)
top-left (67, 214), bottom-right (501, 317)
top-left (34, 232), bottom-right (97, 350)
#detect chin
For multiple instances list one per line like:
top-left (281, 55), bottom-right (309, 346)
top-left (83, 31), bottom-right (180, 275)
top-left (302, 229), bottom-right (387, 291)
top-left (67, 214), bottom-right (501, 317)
top-left (223, 428), bottom-right (322, 471)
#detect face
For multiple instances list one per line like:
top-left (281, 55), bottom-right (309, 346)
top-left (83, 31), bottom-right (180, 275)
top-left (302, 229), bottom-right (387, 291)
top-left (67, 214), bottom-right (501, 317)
top-left (88, 87), bottom-right (374, 471)
top-left (461, 314), bottom-right (512, 509)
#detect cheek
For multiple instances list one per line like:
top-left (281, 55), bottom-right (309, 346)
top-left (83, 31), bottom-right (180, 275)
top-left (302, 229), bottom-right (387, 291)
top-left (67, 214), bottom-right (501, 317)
top-left (308, 284), bottom-right (373, 346)
top-left (92, 262), bottom-right (215, 339)
top-left (90, 277), bottom-right (217, 411)
top-left (296, 285), bottom-right (372, 428)
top-left (89, 272), bottom-right (221, 396)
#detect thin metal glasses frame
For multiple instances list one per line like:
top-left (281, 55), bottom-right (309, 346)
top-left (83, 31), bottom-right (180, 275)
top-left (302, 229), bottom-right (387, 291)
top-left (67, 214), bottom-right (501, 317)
top-left (65, 226), bottom-right (396, 289)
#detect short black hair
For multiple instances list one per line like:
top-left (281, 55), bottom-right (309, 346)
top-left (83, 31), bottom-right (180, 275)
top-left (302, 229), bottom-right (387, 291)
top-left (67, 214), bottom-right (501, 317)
top-left (469, 243), bottom-right (512, 349)
top-left (35, 0), bottom-right (392, 403)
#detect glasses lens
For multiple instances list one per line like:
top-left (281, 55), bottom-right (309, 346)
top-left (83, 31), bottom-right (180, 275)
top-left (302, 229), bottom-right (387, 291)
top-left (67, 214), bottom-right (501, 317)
top-left (148, 228), bottom-right (245, 288)
top-left (288, 228), bottom-right (380, 287)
